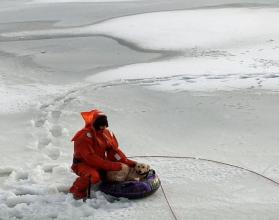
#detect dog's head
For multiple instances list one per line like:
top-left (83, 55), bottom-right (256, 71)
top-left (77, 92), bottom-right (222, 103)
top-left (135, 163), bottom-right (150, 175)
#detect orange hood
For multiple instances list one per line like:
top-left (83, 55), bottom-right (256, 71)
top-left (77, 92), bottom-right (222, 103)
top-left (71, 109), bottom-right (106, 141)
top-left (81, 109), bottom-right (106, 129)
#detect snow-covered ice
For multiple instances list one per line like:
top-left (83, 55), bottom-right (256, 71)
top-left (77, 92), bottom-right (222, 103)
top-left (1, 1), bottom-right (279, 219)
top-left (1, 82), bottom-right (279, 219)
top-left (30, 0), bottom-right (140, 3)
top-left (2, 8), bottom-right (279, 91)
top-left (4, 8), bottom-right (279, 50)
top-left (86, 8), bottom-right (279, 90)
top-left (2, 157), bottom-right (279, 220)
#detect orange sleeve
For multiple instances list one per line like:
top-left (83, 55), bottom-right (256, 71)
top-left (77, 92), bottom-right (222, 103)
top-left (74, 133), bottom-right (122, 171)
top-left (107, 133), bottom-right (136, 167)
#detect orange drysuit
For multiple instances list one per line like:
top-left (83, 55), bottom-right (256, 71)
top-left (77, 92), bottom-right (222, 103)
top-left (69, 109), bottom-right (136, 199)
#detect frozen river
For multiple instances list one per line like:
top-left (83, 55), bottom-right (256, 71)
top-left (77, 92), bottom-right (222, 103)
top-left (1, 0), bottom-right (279, 219)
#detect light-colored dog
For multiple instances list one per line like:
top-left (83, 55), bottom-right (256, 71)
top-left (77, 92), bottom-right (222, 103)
top-left (106, 162), bottom-right (150, 182)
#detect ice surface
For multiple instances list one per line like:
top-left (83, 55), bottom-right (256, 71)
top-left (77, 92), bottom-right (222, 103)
top-left (3, 8), bottom-right (279, 91)
top-left (1, 81), bottom-right (279, 219)
top-left (0, 84), bottom-right (74, 113)
top-left (85, 8), bottom-right (279, 91)
top-left (86, 55), bottom-right (279, 91)
top-left (1, 1), bottom-right (279, 219)
top-left (1, 158), bottom-right (279, 220)
top-left (30, 0), bottom-right (140, 3)
top-left (3, 8), bottom-right (279, 50)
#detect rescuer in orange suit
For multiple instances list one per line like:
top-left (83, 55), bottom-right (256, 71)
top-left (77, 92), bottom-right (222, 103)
top-left (69, 109), bottom-right (136, 200)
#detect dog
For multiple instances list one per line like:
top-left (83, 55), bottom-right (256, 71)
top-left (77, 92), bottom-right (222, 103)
top-left (106, 162), bottom-right (150, 182)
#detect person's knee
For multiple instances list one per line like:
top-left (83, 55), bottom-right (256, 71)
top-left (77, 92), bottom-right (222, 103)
top-left (72, 165), bottom-right (101, 184)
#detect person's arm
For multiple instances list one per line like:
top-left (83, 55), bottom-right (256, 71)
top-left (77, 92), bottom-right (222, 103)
top-left (107, 132), bottom-right (136, 167)
top-left (108, 148), bottom-right (137, 167)
top-left (75, 134), bottom-right (122, 171)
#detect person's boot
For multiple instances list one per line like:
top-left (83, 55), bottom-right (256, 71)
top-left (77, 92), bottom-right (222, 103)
top-left (69, 185), bottom-right (87, 200)
top-left (69, 177), bottom-right (90, 200)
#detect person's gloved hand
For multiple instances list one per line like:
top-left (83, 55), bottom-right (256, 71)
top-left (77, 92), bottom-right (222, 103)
top-left (111, 162), bottom-right (122, 171)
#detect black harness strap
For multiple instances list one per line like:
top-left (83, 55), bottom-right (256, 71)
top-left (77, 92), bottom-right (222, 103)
top-left (73, 157), bottom-right (82, 164)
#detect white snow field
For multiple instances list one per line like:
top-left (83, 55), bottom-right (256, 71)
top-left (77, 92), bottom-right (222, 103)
top-left (1, 1), bottom-right (279, 219)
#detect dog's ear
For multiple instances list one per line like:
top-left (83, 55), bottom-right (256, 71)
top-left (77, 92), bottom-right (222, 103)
top-left (147, 164), bottom-right (150, 170)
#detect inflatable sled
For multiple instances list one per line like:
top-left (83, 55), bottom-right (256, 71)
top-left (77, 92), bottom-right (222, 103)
top-left (99, 169), bottom-right (161, 199)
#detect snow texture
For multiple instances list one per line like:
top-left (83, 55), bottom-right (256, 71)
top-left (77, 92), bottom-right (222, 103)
top-left (30, 0), bottom-right (139, 3)
top-left (1, 1), bottom-right (279, 219)
top-left (1, 158), bottom-right (279, 220)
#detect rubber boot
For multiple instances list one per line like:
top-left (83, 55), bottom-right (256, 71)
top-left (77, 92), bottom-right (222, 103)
top-left (69, 176), bottom-right (90, 200)
top-left (69, 185), bottom-right (87, 200)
